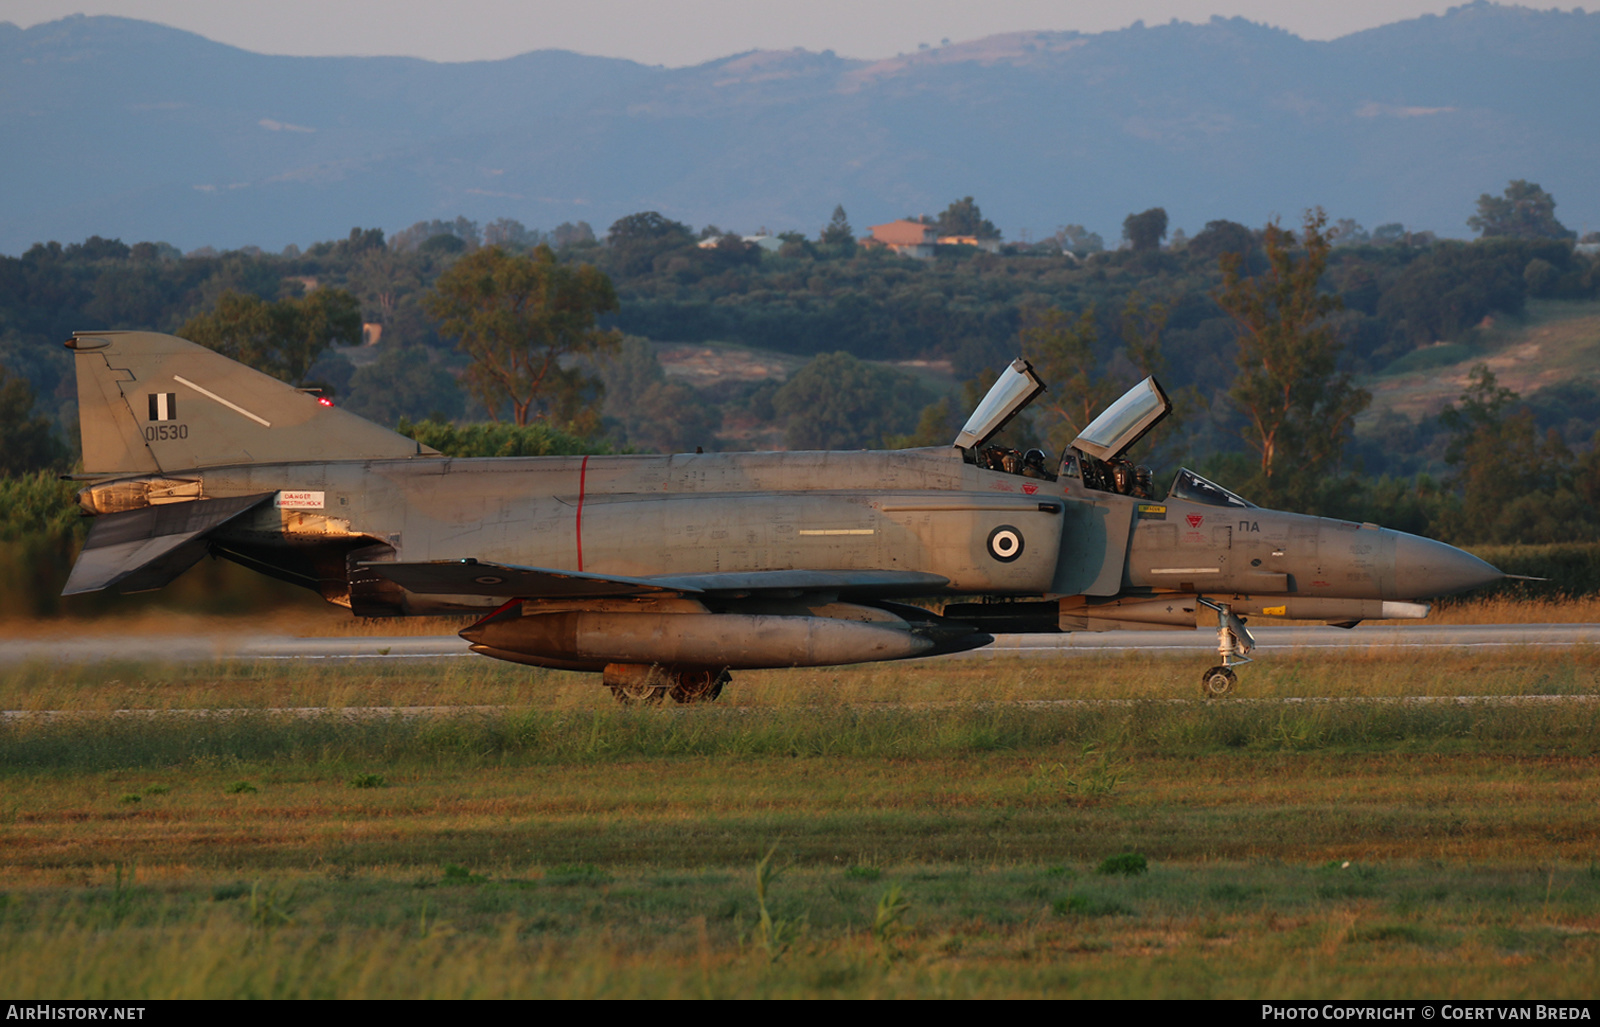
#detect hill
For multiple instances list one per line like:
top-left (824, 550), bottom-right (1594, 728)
top-left (3, 3), bottom-right (1598, 253)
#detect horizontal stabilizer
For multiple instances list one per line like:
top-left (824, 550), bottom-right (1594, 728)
top-left (62, 493), bottom-right (276, 595)
top-left (362, 561), bottom-right (950, 600)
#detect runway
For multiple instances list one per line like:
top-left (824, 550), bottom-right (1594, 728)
top-left (1, 623), bottom-right (1596, 666)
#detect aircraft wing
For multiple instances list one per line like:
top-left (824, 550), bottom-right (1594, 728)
top-left (360, 560), bottom-right (948, 599)
top-left (63, 492), bottom-right (278, 595)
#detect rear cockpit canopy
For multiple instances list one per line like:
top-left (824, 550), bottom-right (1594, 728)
top-left (1070, 377), bottom-right (1170, 463)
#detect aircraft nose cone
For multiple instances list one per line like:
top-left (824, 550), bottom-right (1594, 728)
top-left (1390, 531), bottom-right (1503, 598)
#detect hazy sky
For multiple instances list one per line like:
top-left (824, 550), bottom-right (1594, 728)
top-left (12, 1), bottom-right (1590, 65)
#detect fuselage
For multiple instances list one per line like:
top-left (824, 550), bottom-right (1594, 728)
top-left (109, 445), bottom-right (1497, 620)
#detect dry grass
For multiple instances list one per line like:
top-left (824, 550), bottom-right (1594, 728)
top-left (1421, 596), bottom-right (1600, 625)
top-left (1, 644), bottom-right (1597, 712)
top-left (3, 646), bottom-right (1599, 997)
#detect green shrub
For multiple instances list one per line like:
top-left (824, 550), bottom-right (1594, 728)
top-left (1465, 542), bottom-right (1600, 598)
top-left (1096, 852), bottom-right (1148, 876)
top-left (396, 419), bottom-right (612, 458)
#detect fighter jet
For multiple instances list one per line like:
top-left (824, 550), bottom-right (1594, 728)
top-left (62, 331), bottom-right (1504, 700)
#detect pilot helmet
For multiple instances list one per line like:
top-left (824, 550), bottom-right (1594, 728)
top-left (1023, 449), bottom-right (1047, 471)
top-left (1135, 465), bottom-right (1154, 492)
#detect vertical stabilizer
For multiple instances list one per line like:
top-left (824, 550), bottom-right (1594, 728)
top-left (68, 331), bottom-right (439, 473)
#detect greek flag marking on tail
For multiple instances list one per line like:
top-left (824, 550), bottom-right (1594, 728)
top-left (148, 393), bottom-right (176, 421)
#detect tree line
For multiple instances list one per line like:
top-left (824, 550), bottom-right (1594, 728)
top-left (4, 182), bottom-right (1600, 557)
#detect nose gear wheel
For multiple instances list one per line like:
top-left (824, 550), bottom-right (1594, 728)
top-left (1201, 666), bottom-right (1237, 698)
top-left (1196, 596), bottom-right (1254, 698)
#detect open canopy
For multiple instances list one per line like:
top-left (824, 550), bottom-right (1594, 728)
top-left (952, 359), bottom-right (1046, 451)
top-left (1070, 377), bottom-right (1171, 462)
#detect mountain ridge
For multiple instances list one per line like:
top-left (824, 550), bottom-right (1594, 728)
top-left (3, 3), bottom-right (1596, 253)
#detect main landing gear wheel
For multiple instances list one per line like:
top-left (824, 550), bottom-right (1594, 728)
top-left (1201, 666), bottom-right (1237, 698)
top-left (608, 681), bottom-right (667, 705)
top-left (669, 669), bottom-right (729, 704)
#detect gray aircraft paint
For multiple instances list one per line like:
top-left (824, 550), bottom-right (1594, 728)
top-left (61, 330), bottom-right (1505, 700)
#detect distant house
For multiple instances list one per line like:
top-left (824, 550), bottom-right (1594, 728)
top-left (937, 234), bottom-right (1001, 254)
top-left (864, 220), bottom-right (937, 259)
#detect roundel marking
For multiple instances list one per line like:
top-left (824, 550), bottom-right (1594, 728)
top-left (987, 525), bottom-right (1024, 563)
top-left (474, 575), bottom-right (506, 585)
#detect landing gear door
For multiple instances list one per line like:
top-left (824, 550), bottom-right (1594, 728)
top-left (1052, 495), bottom-right (1135, 597)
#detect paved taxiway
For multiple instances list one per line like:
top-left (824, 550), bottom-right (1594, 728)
top-left (1, 623), bottom-right (1596, 666)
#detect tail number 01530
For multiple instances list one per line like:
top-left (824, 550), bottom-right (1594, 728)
top-left (144, 424), bottom-right (188, 441)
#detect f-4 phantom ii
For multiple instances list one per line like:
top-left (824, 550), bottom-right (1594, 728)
top-left (63, 331), bottom-right (1505, 701)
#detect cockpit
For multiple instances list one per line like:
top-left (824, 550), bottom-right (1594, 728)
top-left (1166, 468), bottom-right (1256, 508)
top-left (954, 361), bottom-right (1255, 507)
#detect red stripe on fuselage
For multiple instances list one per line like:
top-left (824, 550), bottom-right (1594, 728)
top-left (576, 454), bottom-right (588, 572)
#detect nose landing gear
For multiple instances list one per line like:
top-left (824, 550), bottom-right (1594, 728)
top-left (1196, 597), bottom-right (1255, 698)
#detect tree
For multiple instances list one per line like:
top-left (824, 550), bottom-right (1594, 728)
top-left (1468, 180), bottom-right (1575, 241)
top-left (342, 344), bottom-right (465, 426)
top-left (1437, 364), bottom-right (1588, 544)
top-left (483, 218), bottom-right (539, 250)
top-left (605, 211), bottom-right (695, 277)
top-left (0, 363), bottom-right (65, 476)
top-left (424, 244), bottom-right (619, 426)
top-left (179, 288), bottom-right (361, 388)
top-left (886, 396), bottom-right (959, 448)
top-left (772, 352), bottom-right (927, 450)
top-left (345, 245), bottom-right (419, 327)
top-left (1331, 219), bottom-right (1370, 247)
top-left (1215, 208), bottom-right (1369, 501)
top-left (593, 336), bottom-right (720, 453)
top-left (1054, 225), bottom-right (1104, 256)
top-left (1375, 240), bottom-right (1541, 346)
top-left (935, 197), bottom-right (1000, 240)
top-left (551, 221), bottom-right (595, 248)
top-left (1122, 208), bottom-right (1168, 252)
top-left (1371, 223), bottom-right (1408, 245)
top-left (820, 205), bottom-right (855, 248)
top-left (1025, 306), bottom-right (1117, 451)
top-left (1187, 220), bottom-right (1253, 260)
top-left (391, 217), bottom-right (480, 252)
top-left (1119, 290), bottom-right (1168, 380)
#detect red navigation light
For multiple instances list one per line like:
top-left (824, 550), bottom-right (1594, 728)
top-left (318, 397), bottom-right (334, 407)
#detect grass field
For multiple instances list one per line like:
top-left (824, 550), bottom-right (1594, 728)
top-left (2, 648), bottom-right (1598, 998)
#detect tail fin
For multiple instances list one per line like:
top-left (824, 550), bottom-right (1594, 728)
top-left (68, 330), bottom-right (438, 473)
